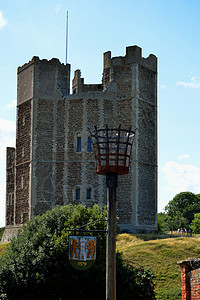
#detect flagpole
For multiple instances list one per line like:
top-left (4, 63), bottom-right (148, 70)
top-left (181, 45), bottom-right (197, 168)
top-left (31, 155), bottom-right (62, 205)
top-left (66, 11), bottom-right (68, 64)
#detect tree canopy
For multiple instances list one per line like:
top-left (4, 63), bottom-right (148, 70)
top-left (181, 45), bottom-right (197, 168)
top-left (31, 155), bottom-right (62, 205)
top-left (165, 192), bottom-right (200, 226)
top-left (190, 213), bottom-right (200, 234)
top-left (0, 204), bottom-right (155, 300)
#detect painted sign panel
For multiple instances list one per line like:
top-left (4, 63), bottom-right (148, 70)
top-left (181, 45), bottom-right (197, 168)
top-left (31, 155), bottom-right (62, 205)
top-left (69, 236), bottom-right (97, 270)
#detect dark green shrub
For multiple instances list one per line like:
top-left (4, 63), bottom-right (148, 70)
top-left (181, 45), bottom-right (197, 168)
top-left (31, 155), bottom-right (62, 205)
top-left (0, 228), bottom-right (4, 241)
top-left (0, 204), bottom-right (155, 299)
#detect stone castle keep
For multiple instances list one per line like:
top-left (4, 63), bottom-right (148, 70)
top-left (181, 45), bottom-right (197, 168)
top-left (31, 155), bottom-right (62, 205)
top-left (3, 45), bottom-right (157, 241)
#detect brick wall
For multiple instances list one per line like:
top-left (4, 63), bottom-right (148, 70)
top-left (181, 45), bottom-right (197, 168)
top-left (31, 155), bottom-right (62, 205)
top-left (178, 258), bottom-right (200, 300)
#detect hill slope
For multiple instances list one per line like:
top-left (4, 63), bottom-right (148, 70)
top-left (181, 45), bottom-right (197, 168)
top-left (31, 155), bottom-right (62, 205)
top-left (117, 234), bottom-right (200, 300)
top-left (1, 234), bottom-right (200, 299)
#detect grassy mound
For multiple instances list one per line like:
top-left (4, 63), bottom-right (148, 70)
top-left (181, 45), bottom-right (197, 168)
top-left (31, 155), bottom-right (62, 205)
top-left (117, 233), bottom-right (200, 299)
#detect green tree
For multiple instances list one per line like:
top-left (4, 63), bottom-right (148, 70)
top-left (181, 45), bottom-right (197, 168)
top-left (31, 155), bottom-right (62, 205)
top-left (190, 213), bottom-right (200, 234)
top-left (157, 212), bottom-right (168, 232)
top-left (166, 213), bottom-right (188, 232)
top-left (0, 204), bottom-right (155, 300)
top-left (165, 192), bottom-right (200, 226)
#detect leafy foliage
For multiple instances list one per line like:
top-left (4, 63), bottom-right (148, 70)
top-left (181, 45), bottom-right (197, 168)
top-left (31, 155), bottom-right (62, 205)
top-left (0, 228), bottom-right (4, 241)
top-left (190, 213), bottom-right (200, 233)
top-left (164, 192), bottom-right (200, 229)
top-left (157, 212), bottom-right (168, 232)
top-left (0, 204), bottom-right (155, 299)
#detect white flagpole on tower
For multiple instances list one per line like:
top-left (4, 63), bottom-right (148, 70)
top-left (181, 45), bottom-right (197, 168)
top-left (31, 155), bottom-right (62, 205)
top-left (66, 11), bottom-right (69, 64)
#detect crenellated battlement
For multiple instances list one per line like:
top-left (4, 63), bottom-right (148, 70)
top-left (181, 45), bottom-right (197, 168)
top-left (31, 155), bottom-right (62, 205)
top-left (72, 69), bottom-right (102, 94)
top-left (18, 56), bottom-right (69, 74)
top-left (103, 45), bottom-right (157, 73)
top-left (17, 56), bottom-right (70, 106)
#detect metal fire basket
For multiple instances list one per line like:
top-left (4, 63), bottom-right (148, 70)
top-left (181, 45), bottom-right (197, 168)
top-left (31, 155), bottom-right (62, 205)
top-left (89, 125), bottom-right (136, 175)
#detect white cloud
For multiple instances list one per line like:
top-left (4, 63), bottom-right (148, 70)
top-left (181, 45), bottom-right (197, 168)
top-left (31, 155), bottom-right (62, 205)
top-left (54, 4), bottom-right (61, 12)
top-left (5, 99), bottom-right (17, 109)
top-left (178, 154), bottom-right (190, 160)
top-left (160, 84), bottom-right (166, 90)
top-left (0, 11), bottom-right (7, 29)
top-left (163, 161), bottom-right (200, 195)
top-left (0, 118), bottom-right (16, 160)
top-left (176, 76), bottom-right (200, 88)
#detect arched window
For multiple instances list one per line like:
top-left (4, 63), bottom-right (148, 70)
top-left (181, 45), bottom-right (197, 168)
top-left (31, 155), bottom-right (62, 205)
top-left (22, 147), bottom-right (25, 158)
top-left (77, 136), bottom-right (81, 152)
top-left (76, 188), bottom-right (80, 201)
top-left (87, 137), bottom-right (92, 152)
top-left (86, 188), bottom-right (91, 200)
top-left (21, 176), bottom-right (24, 189)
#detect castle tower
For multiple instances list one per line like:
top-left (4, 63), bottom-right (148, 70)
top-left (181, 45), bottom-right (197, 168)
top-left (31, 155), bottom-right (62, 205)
top-left (5, 57), bottom-right (70, 227)
top-left (3, 45), bottom-right (157, 242)
top-left (70, 45), bottom-right (157, 232)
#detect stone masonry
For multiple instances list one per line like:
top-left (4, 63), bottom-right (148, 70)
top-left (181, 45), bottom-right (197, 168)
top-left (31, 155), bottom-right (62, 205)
top-left (2, 45), bottom-right (158, 242)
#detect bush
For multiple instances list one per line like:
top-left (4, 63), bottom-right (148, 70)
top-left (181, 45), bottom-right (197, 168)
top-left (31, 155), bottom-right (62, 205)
top-left (0, 204), bottom-right (155, 299)
top-left (190, 213), bottom-right (200, 233)
top-left (0, 228), bottom-right (5, 241)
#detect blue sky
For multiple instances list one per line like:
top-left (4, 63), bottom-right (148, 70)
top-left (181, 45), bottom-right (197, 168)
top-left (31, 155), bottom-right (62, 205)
top-left (1, 0), bottom-right (200, 227)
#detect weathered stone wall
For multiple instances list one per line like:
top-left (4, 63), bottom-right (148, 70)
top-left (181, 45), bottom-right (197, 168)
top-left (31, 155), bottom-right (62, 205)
top-left (6, 147), bottom-right (15, 225)
top-left (15, 163), bottom-right (30, 224)
top-left (17, 61), bottom-right (34, 106)
top-left (31, 59), bottom-right (70, 217)
top-left (4, 45), bottom-right (157, 237)
top-left (33, 97), bottom-right (54, 215)
top-left (15, 83), bottom-right (32, 224)
top-left (55, 99), bottom-right (66, 205)
top-left (100, 46), bottom-right (157, 232)
top-left (16, 100), bottom-right (32, 164)
top-left (72, 69), bottom-right (103, 94)
top-left (1, 225), bottom-right (23, 243)
top-left (136, 64), bottom-right (157, 231)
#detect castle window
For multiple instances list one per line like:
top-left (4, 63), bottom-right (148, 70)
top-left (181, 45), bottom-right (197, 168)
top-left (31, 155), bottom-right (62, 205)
top-left (86, 188), bottom-right (91, 200)
top-left (21, 212), bottom-right (27, 224)
top-left (21, 213), bottom-right (25, 224)
top-left (76, 188), bottom-right (80, 201)
top-left (9, 193), bottom-right (13, 205)
top-left (21, 176), bottom-right (24, 189)
top-left (87, 137), bottom-right (92, 152)
top-left (22, 115), bottom-right (26, 126)
top-left (22, 147), bottom-right (25, 158)
top-left (77, 137), bottom-right (81, 152)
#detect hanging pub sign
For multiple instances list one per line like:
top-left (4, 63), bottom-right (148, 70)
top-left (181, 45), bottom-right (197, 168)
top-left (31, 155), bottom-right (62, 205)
top-left (69, 236), bottom-right (97, 270)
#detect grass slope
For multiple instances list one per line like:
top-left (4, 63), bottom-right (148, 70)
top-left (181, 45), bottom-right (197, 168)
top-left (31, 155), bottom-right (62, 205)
top-left (117, 233), bottom-right (200, 300)
top-left (1, 234), bottom-right (200, 299)
top-left (0, 243), bottom-right (8, 257)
